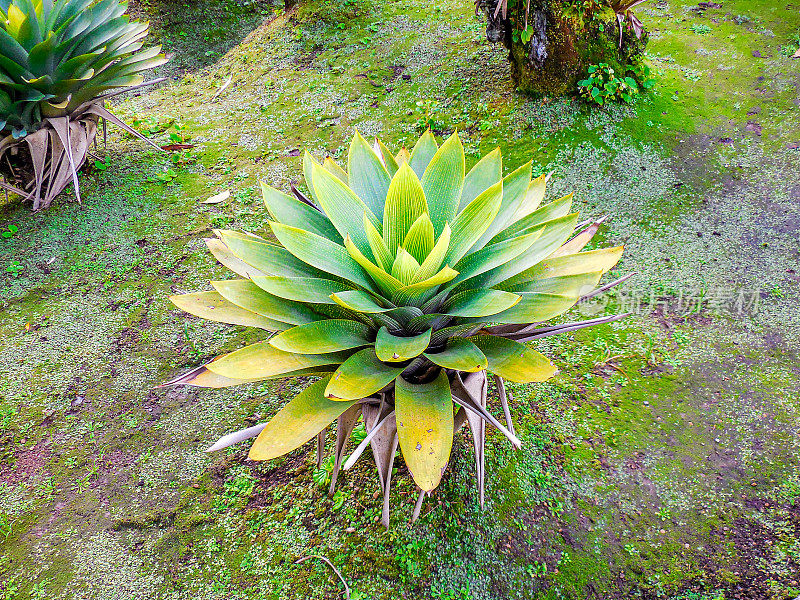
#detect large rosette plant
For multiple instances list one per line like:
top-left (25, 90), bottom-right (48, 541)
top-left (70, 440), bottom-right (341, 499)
top-left (166, 130), bottom-right (628, 527)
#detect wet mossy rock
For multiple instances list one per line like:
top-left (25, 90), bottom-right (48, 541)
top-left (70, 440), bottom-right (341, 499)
top-left (503, 2), bottom-right (648, 96)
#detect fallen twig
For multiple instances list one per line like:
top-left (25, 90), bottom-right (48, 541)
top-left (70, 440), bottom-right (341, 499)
top-left (211, 76), bottom-right (233, 102)
top-left (295, 555), bottom-right (350, 599)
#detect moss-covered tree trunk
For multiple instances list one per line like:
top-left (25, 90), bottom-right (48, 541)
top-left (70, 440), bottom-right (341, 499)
top-left (486, 1), bottom-right (648, 96)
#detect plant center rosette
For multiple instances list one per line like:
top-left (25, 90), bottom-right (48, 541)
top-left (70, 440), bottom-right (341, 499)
top-left (165, 130), bottom-right (629, 527)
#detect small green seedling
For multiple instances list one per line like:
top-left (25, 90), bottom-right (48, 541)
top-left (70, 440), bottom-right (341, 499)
top-left (5, 260), bottom-right (23, 276)
top-left (148, 168), bottom-right (178, 183)
top-left (169, 122), bottom-right (189, 144)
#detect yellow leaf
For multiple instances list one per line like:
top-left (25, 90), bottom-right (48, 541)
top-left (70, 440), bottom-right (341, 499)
top-left (6, 5), bottom-right (25, 36)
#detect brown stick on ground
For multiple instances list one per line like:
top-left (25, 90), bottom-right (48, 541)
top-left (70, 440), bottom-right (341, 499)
top-left (294, 555), bottom-right (350, 599)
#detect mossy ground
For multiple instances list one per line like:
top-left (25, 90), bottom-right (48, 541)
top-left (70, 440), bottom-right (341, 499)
top-left (1, 0), bottom-right (799, 598)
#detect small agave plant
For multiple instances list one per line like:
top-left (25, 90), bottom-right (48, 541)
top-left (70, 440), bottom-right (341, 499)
top-left (0, 0), bottom-right (167, 210)
top-left (166, 131), bottom-right (629, 527)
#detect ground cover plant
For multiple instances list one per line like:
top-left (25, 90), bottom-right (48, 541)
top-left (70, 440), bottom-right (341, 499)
top-left (577, 62), bottom-right (654, 105)
top-left (168, 130), bottom-right (626, 526)
top-left (0, 0), bottom-right (167, 209)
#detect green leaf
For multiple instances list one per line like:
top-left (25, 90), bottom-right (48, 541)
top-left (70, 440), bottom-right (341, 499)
top-left (443, 288), bottom-right (521, 317)
top-left (368, 313), bottom-right (403, 332)
top-left (15, 7), bottom-right (41, 50)
top-left (390, 247), bottom-right (420, 285)
top-left (411, 223), bottom-right (451, 284)
top-left (383, 162), bottom-right (428, 256)
top-left (348, 131), bottom-right (392, 216)
top-left (323, 157), bottom-right (348, 182)
top-left (395, 371), bottom-right (453, 492)
top-left (406, 312), bottom-right (450, 332)
top-left (170, 291), bottom-right (290, 331)
top-left (27, 31), bottom-right (56, 76)
top-left (391, 265), bottom-right (458, 306)
top-left (251, 276), bottom-right (352, 304)
top-left (424, 337), bottom-right (487, 372)
top-left (249, 375), bottom-right (359, 461)
top-left (459, 147), bottom-right (502, 210)
top-left (469, 336), bottom-right (557, 383)
top-left (468, 293), bottom-right (578, 324)
top-left (470, 213), bottom-right (580, 288)
top-left (386, 306), bottom-right (424, 322)
top-left (408, 130), bottom-right (438, 179)
top-left (395, 146), bottom-right (411, 166)
top-left (270, 320), bottom-right (373, 354)
top-left (217, 230), bottom-right (325, 279)
top-left (330, 290), bottom-right (393, 313)
top-left (0, 56), bottom-right (29, 82)
top-left (429, 323), bottom-right (483, 346)
top-left (471, 161), bottom-right (532, 251)
top-left (344, 235), bottom-right (404, 296)
top-left (260, 182), bottom-right (341, 241)
top-left (491, 192), bottom-right (573, 244)
top-left (375, 138), bottom-right (400, 176)
top-left (310, 160), bottom-right (381, 256)
top-left (270, 222), bottom-right (375, 291)
top-left (402, 213), bottom-right (435, 264)
top-left (205, 238), bottom-right (267, 279)
top-left (445, 179), bottom-right (503, 265)
top-left (421, 132), bottom-right (465, 236)
top-left (364, 214), bottom-right (393, 270)
top-left (375, 326), bottom-right (431, 362)
top-left (303, 151), bottom-right (323, 204)
top-left (212, 279), bottom-right (320, 325)
top-left (502, 246), bottom-right (624, 288)
top-left (325, 348), bottom-right (404, 400)
top-left (0, 26), bottom-right (30, 68)
top-left (452, 229), bottom-right (542, 286)
top-left (505, 271), bottom-right (603, 296)
top-left (207, 342), bottom-right (349, 380)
